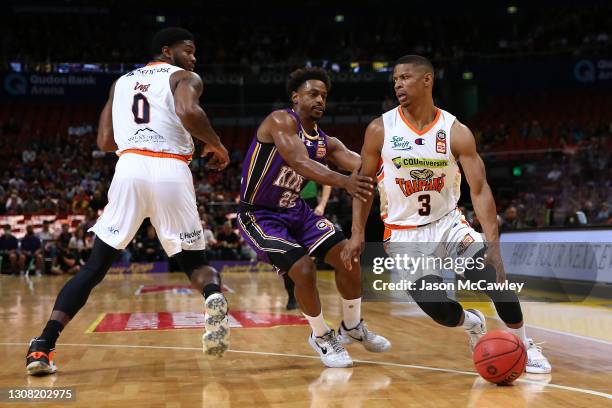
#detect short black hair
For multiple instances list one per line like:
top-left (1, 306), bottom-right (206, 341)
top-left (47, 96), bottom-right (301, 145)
top-left (151, 27), bottom-right (194, 56)
top-left (286, 67), bottom-right (331, 98)
top-left (394, 55), bottom-right (434, 74)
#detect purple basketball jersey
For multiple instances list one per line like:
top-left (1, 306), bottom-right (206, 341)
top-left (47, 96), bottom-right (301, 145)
top-left (240, 109), bottom-right (328, 210)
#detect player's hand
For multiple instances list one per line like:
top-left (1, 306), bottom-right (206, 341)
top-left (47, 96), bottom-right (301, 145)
top-left (202, 143), bottom-right (230, 171)
top-left (313, 203), bottom-right (326, 216)
top-left (343, 169), bottom-right (374, 202)
top-left (341, 236), bottom-right (364, 271)
top-left (485, 243), bottom-right (507, 284)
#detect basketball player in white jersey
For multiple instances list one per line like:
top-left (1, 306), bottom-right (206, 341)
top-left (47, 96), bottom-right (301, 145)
top-left (341, 55), bottom-right (551, 374)
top-left (26, 27), bottom-right (231, 375)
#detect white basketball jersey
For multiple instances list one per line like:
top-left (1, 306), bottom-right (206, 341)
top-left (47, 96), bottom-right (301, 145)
top-left (112, 62), bottom-right (194, 156)
top-left (379, 107), bottom-right (461, 227)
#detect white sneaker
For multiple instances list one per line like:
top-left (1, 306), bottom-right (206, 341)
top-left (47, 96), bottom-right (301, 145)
top-left (308, 330), bottom-right (353, 368)
top-left (465, 309), bottom-right (487, 353)
top-left (202, 293), bottom-right (230, 358)
top-left (338, 319), bottom-right (391, 352)
top-left (525, 338), bottom-right (552, 373)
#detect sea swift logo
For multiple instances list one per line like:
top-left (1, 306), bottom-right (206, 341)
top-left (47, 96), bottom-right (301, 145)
top-left (107, 226), bottom-right (119, 235)
top-left (390, 136), bottom-right (412, 151)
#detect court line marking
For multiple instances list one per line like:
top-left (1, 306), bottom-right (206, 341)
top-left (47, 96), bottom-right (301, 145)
top-left (391, 303), bottom-right (612, 346)
top-left (523, 323), bottom-right (612, 346)
top-left (2, 342), bottom-right (611, 400)
top-left (84, 313), bottom-right (106, 334)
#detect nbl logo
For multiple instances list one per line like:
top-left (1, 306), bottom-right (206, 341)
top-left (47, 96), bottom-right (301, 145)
top-left (316, 220), bottom-right (333, 230)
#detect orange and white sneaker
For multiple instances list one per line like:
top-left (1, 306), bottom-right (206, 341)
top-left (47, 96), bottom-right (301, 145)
top-left (26, 338), bottom-right (57, 376)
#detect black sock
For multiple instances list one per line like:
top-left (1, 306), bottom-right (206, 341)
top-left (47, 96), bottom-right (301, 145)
top-left (39, 320), bottom-right (64, 349)
top-left (203, 283), bottom-right (221, 299)
top-left (282, 273), bottom-right (295, 300)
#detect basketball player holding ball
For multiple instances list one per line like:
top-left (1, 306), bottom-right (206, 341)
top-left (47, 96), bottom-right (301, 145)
top-left (342, 55), bottom-right (551, 374)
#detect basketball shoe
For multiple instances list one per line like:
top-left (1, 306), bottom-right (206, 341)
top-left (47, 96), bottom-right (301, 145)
top-left (465, 309), bottom-right (487, 352)
top-left (26, 338), bottom-right (57, 376)
top-left (338, 319), bottom-right (391, 352)
top-left (525, 338), bottom-right (552, 373)
top-left (308, 330), bottom-right (353, 368)
top-left (202, 293), bottom-right (230, 358)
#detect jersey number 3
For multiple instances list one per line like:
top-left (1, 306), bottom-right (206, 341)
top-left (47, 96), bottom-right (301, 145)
top-left (132, 93), bottom-right (150, 124)
top-left (418, 194), bottom-right (431, 216)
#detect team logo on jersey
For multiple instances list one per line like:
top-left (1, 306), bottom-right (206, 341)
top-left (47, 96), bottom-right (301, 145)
top-left (409, 169), bottom-right (434, 180)
top-left (457, 233), bottom-right (475, 255)
top-left (316, 140), bottom-right (327, 159)
top-left (436, 130), bottom-right (447, 154)
top-left (316, 220), bottom-right (333, 230)
top-left (392, 157), bottom-right (448, 169)
top-left (415, 138), bottom-right (425, 145)
top-left (273, 165), bottom-right (305, 193)
top-left (390, 136), bottom-right (412, 151)
top-left (395, 170), bottom-right (445, 197)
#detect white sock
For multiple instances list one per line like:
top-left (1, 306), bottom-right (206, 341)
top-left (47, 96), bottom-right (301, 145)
top-left (507, 325), bottom-right (528, 347)
top-left (462, 310), bottom-right (482, 330)
top-left (304, 310), bottom-right (330, 337)
top-left (342, 297), bottom-right (361, 329)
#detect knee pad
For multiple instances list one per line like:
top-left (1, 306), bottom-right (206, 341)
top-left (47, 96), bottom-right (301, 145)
top-left (175, 250), bottom-right (209, 280)
top-left (410, 275), bottom-right (464, 327)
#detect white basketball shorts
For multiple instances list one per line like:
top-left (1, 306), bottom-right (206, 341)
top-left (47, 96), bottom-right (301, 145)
top-left (89, 153), bottom-right (205, 256)
top-left (385, 208), bottom-right (485, 281)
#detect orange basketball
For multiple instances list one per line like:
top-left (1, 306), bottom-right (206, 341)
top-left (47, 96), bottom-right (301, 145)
top-left (473, 330), bottom-right (527, 385)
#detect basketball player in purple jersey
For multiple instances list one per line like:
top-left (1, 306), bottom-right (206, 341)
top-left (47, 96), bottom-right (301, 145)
top-left (238, 68), bottom-right (391, 367)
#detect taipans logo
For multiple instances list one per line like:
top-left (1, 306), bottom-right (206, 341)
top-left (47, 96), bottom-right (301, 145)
top-left (316, 220), bottom-right (333, 230)
top-left (391, 157), bottom-right (448, 169)
top-left (390, 136), bottom-right (412, 151)
top-left (395, 169), bottom-right (446, 197)
top-left (409, 168), bottom-right (434, 180)
top-left (415, 138), bottom-right (425, 145)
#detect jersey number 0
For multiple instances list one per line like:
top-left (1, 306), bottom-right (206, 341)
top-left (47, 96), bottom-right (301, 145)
top-left (132, 93), bottom-right (150, 124)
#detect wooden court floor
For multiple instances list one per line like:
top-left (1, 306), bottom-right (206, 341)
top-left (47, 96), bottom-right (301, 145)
top-left (1, 270), bottom-right (611, 407)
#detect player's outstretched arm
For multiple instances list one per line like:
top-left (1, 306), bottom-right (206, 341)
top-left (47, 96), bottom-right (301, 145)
top-left (451, 120), bottom-right (506, 282)
top-left (97, 81), bottom-right (118, 152)
top-left (341, 117), bottom-right (384, 270)
top-left (266, 111), bottom-right (374, 201)
top-left (173, 71), bottom-right (229, 170)
top-left (326, 136), bottom-right (361, 172)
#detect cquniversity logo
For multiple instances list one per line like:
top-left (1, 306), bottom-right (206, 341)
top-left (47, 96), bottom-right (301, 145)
top-left (574, 60), bottom-right (596, 83)
top-left (4, 73), bottom-right (27, 95)
top-left (390, 136), bottom-right (412, 151)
